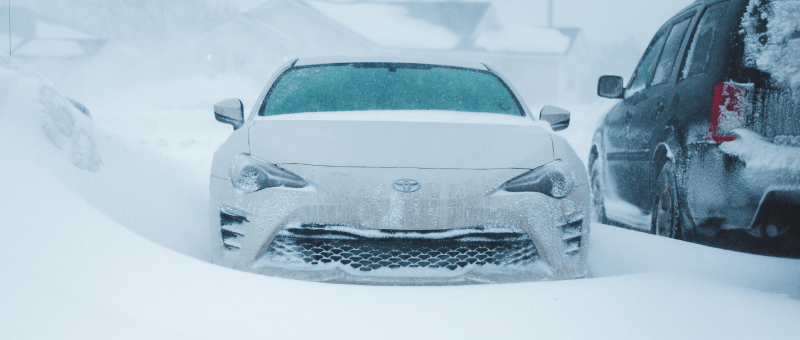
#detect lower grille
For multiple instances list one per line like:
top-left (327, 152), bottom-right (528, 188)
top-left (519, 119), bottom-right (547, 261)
top-left (257, 224), bottom-right (540, 277)
top-left (559, 213), bottom-right (584, 255)
top-left (220, 206), bottom-right (247, 250)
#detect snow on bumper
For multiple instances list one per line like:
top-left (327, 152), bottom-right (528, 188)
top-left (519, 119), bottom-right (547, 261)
top-left (686, 129), bottom-right (800, 232)
top-left (209, 166), bottom-right (589, 285)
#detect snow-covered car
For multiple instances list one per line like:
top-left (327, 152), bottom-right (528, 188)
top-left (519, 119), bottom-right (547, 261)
top-left (592, 0), bottom-right (799, 255)
top-left (209, 56), bottom-right (589, 285)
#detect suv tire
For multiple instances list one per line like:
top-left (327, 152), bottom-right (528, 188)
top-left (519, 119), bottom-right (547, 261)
top-left (590, 164), bottom-right (608, 224)
top-left (652, 161), bottom-right (682, 239)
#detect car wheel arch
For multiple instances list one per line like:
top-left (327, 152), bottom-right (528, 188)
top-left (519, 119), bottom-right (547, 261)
top-left (651, 161), bottom-right (683, 238)
top-left (589, 130), bottom-right (605, 168)
top-left (649, 126), bottom-right (681, 202)
top-left (649, 133), bottom-right (698, 240)
top-left (650, 143), bottom-right (674, 202)
top-left (588, 145), bottom-right (599, 170)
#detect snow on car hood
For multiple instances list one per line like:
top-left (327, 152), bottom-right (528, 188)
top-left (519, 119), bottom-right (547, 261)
top-left (248, 111), bottom-right (554, 169)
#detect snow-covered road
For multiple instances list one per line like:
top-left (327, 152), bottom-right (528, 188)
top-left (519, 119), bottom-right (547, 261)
top-left (2, 56), bottom-right (799, 339)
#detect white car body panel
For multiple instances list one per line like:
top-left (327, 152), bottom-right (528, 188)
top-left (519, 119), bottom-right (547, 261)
top-left (248, 111), bottom-right (554, 169)
top-left (210, 57), bottom-right (590, 285)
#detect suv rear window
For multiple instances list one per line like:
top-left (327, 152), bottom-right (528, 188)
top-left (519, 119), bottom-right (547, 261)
top-left (681, 3), bottom-right (726, 79)
top-left (652, 16), bottom-right (693, 85)
top-left (258, 63), bottom-right (524, 116)
top-left (628, 31), bottom-right (667, 96)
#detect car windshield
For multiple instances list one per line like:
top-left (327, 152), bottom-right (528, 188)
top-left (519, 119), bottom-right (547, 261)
top-left (258, 63), bottom-right (524, 116)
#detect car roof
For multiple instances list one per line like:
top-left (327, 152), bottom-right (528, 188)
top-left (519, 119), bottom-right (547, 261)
top-left (294, 56), bottom-right (490, 71)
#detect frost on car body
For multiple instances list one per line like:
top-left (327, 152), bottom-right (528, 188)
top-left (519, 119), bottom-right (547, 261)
top-left (591, 0), bottom-right (800, 253)
top-left (209, 57), bottom-right (590, 285)
top-left (742, 0), bottom-right (800, 104)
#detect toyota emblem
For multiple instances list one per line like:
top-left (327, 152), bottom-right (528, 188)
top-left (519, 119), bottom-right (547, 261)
top-left (392, 179), bottom-right (421, 193)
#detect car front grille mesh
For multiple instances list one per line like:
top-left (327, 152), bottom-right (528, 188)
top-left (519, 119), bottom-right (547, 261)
top-left (258, 224), bottom-right (539, 276)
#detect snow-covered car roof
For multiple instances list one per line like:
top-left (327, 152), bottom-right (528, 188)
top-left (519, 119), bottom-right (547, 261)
top-left (294, 55), bottom-right (490, 71)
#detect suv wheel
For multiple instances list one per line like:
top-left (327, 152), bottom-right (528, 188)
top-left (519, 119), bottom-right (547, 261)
top-left (590, 164), bottom-right (607, 224)
top-left (652, 161), bottom-right (681, 239)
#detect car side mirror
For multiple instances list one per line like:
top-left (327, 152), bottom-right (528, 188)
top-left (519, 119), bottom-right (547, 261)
top-left (539, 105), bottom-right (570, 131)
top-left (214, 98), bottom-right (244, 130)
top-left (597, 75), bottom-right (624, 99)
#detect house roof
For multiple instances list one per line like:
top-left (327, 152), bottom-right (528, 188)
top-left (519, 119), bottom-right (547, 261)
top-left (300, 1), bottom-right (579, 55)
top-left (198, 0), bottom-right (581, 57)
top-left (1, 6), bottom-right (106, 59)
top-left (196, 15), bottom-right (295, 47)
top-left (305, 1), bottom-right (490, 50)
top-left (244, 0), bottom-right (376, 55)
top-left (473, 24), bottom-right (572, 54)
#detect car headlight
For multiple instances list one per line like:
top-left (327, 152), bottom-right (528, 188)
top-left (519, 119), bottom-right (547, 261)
top-left (500, 160), bottom-right (574, 198)
top-left (230, 154), bottom-right (308, 193)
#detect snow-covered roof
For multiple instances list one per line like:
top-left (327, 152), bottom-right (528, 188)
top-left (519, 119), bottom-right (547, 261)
top-left (306, 1), bottom-right (461, 50)
top-left (14, 40), bottom-right (86, 57)
top-left (240, 1), bottom-right (580, 55)
top-left (194, 15), bottom-right (295, 47)
top-left (305, 1), bottom-right (493, 50)
top-left (0, 6), bottom-right (106, 58)
top-left (473, 24), bottom-right (572, 54)
top-left (178, 15), bottom-right (296, 65)
top-left (34, 21), bottom-right (97, 40)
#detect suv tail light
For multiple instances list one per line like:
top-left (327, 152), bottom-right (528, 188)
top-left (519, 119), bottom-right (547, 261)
top-left (709, 82), bottom-right (751, 142)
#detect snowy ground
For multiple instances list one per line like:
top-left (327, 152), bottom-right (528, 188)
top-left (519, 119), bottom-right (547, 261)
top-left (2, 57), bottom-right (800, 339)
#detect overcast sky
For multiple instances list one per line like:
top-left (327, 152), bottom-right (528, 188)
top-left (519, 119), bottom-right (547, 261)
top-left (226, 0), bottom-right (694, 48)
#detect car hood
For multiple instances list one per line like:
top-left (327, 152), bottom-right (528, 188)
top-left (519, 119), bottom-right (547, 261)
top-left (248, 111), bottom-right (554, 169)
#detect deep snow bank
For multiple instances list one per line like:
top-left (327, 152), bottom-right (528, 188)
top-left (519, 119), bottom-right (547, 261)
top-left (0, 55), bottom-right (210, 260)
top-left (590, 223), bottom-right (800, 298)
top-left (86, 73), bottom-right (259, 168)
top-left (1, 146), bottom-right (799, 339)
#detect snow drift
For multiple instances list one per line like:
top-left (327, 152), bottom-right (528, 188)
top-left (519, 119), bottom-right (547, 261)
top-left (0, 54), bottom-right (210, 260)
top-left (1, 56), bottom-right (800, 339)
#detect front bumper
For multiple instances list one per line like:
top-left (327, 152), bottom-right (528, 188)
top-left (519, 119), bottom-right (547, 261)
top-left (209, 166), bottom-right (590, 285)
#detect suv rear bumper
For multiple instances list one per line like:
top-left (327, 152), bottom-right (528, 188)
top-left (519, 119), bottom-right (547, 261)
top-left (684, 140), bottom-right (800, 238)
top-left (748, 187), bottom-right (800, 237)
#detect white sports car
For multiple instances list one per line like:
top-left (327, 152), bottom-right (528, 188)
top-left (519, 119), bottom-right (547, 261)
top-left (210, 57), bottom-right (589, 285)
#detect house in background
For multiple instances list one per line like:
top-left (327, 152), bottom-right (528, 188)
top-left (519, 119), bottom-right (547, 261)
top-left (2, 1), bottom-right (589, 106)
top-left (178, 0), bottom-right (590, 106)
top-left (171, 0), bottom-right (374, 80)
top-left (1, 6), bottom-right (107, 98)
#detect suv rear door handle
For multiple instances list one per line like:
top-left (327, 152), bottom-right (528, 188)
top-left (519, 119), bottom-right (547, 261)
top-left (655, 101), bottom-right (665, 114)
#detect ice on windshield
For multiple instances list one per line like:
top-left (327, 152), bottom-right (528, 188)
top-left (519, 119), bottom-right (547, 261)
top-left (259, 64), bottom-right (524, 116)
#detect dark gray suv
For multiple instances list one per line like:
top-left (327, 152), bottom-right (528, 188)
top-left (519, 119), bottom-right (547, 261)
top-left (591, 0), bottom-right (799, 256)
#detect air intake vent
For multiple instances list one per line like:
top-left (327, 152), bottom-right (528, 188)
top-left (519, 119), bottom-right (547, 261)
top-left (558, 213), bottom-right (584, 255)
top-left (257, 224), bottom-right (540, 277)
top-left (220, 206), bottom-right (248, 250)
